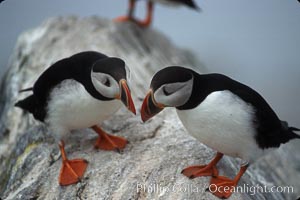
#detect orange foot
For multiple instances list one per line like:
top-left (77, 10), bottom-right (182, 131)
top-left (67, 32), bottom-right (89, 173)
top-left (182, 152), bottom-right (223, 179)
top-left (181, 165), bottom-right (219, 178)
top-left (209, 165), bottom-right (248, 199)
top-left (92, 126), bottom-right (128, 152)
top-left (114, 16), bottom-right (150, 28)
top-left (134, 20), bottom-right (151, 28)
top-left (58, 141), bottom-right (88, 186)
top-left (209, 176), bottom-right (237, 199)
top-left (114, 15), bottom-right (132, 23)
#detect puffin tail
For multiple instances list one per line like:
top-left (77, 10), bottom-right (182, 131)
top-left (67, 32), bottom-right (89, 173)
top-left (19, 87), bottom-right (33, 93)
top-left (15, 94), bottom-right (36, 113)
top-left (289, 127), bottom-right (300, 139)
top-left (192, 4), bottom-right (202, 12)
top-left (185, 0), bottom-right (201, 11)
top-left (281, 121), bottom-right (300, 140)
top-left (15, 95), bottom-right (45, 121)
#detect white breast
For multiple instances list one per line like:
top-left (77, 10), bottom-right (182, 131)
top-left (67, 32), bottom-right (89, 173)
top-left (176, 90), bottom-right (266, 163)
top-left (45, 79), bottom-right (122, 139)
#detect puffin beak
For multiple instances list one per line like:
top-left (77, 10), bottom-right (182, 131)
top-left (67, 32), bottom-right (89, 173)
top-left (141, 90), bottom-right (164, 122)
top-left (118, 79), bottom-right (136, 115)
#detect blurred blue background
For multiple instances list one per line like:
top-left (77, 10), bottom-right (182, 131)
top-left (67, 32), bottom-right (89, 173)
top-left (0, 0), bottom-right (299, 126)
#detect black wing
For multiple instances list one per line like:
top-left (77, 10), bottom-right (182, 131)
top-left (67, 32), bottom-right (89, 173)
top-left (182, 72), bottom-right (297, 148)
top-left (188, 73), bottom-right (286, 148)
top-left (209, 74), bottom-right (293, 148)
top-left (231, 87), bottom-right (285, 148)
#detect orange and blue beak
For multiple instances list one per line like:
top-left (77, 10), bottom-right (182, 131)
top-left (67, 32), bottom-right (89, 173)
top-left (118, 79), bottom-right (136, 115)
top-left (141, 90), bottom-right (164, 122)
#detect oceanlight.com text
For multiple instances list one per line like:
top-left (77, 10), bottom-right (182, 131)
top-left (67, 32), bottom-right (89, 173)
top-left (209, 183), bottom-right (294, 196)
top-left (137, 183), bottom-right (294, 196)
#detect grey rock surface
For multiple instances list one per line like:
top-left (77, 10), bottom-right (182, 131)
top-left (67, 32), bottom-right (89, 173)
top-left (0, 16), bottom-right (299, 200)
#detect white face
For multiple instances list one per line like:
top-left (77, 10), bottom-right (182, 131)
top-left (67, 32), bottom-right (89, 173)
top-left (153, 77), bottom-right (194, 107)
top-left (91, 71), bottom-right (119, 99)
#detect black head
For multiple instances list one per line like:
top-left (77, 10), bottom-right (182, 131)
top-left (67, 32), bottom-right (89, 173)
top-left (92, 57), bottom-right (128, 82)
top-left (91, 57), bottom-right (136, 114)
top-left (141, 66), bottom-right (195, 122)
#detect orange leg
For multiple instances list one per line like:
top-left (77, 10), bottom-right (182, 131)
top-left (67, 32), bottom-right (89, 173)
top-left (92, 125), bottom-right (128, 152)
top-left (58, 140), bottom-right (88, 186)
top-left (135, 1), bottom-right (153, 28)
top-left (114, 0), bottom-right (154, 28)
top-left (114, 0), bottom-right (136, 22)
top-left (181, 152), bottom-right (223, 179)
top-left (209, 165), bottom-right (248, 199)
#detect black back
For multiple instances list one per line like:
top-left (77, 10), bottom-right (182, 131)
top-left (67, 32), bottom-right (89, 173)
top-left (34, 51), bottom-right (111, 102)
top-left (15, 51), bottom-right (110, 122)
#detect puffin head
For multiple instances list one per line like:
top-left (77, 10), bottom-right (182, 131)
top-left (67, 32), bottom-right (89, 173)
top-left (91, 57), bottom-right (136, 115)
top-left (141, 66), bottom-right (194, 122)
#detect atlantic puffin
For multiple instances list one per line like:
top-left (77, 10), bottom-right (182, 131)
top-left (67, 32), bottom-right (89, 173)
top-left (140, 66), bottom-right (300, 198)
top-left (115, 0), bottom-right (199, 27)
top-left (15, 51), bottom-right (136, 186)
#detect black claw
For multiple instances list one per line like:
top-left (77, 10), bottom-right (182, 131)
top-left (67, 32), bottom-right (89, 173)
top-left (189, 175), bottom-right (195, 179)
top-left (115, 148), bottom-right (122, 154)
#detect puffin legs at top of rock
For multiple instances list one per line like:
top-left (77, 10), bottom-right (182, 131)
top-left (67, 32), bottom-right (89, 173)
top-left (140, 66), bottom-right (300, 199)
top-left (115, 0), bottom-right (200, 28)
top-left (15, 51), bottom-right (136, 186)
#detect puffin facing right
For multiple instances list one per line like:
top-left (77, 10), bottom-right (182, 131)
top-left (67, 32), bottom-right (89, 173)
top-left (141, 66), bottom-right (300, 198)
top-left (15, 51), bottom-right (136, 186)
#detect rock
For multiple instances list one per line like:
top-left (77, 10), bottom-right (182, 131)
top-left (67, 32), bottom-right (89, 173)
top-left (0, 16), bottom-right (299, 200)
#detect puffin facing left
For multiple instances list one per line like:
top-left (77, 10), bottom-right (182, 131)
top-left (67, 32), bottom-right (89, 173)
top-left (141, 66), bottom-right (300, 198)
top-left (15, 51), bottom-right (136, 186)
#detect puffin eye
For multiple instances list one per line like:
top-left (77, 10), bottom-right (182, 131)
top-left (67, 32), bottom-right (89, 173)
top-left (163, 86), bottom-right (172, 96)
top-left (103, 78), bottom-right (110, 87)
top-left (162, 82), bottom-right (187, 96)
